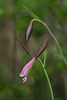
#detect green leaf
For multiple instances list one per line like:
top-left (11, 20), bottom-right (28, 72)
top-left (58, 63), bottom-right (67, 70)
top-left (23, 6), bottom-right (40, 19)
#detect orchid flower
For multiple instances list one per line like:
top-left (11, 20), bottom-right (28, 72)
top-left (17, 36), bottom-right (49, 83)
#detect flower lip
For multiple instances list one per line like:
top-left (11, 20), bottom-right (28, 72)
top-left (22, 75), bottom-right (27, 83)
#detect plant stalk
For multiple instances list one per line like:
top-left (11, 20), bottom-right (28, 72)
top-left (34, 19), bottom-right (67, 66)
top-left (37, 58), bottom-right (54, 100)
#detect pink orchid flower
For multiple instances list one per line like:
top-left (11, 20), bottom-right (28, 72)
top-left (17, 36), bottom-right (49, 83)
top-left (19, 57), bottom-right (36, 83)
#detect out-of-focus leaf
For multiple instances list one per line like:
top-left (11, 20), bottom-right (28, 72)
top-left (23, 6), bottom-right (40, 19)
top-left (58, 63), bottom-right (67, 70)
top-left (57, 3), bottom-right (67, 21)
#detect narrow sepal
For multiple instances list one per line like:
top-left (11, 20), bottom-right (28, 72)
top-left (36, 39), bottom-right (49, 59)
top-left (34, 35), bottom-right (47, 57)
top-left (16, 37), bottom-right (32, 58)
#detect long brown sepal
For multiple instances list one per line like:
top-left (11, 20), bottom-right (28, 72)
top-left (34, 35), bottom-right (47, 57)
top-left (36, 39), bottom-right (49, 59)
top-left (16, 37), bottom-right (32, 58)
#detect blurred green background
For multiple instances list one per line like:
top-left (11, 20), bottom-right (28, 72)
top-left (0, 0), bottom-right (67, 100)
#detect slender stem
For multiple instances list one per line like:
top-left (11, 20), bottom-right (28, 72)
top-left (34, 19), bottom-right (67, 66)
top-left (23, 6), bottom-right (40, 20)
top-left (37, 58), bottom-right (54, 100)
top-left (43, 68), bottom-right (54, 100)
top-left (44, 50), bottom-right (46, 67)
top-left (43, 42), bottom-right (46, 67)
top-left (37, 58), bottom-right (44, 67)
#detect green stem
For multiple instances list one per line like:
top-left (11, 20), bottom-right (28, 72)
top-left (44, 48), bottom-right (54, 100)
top-left (37, 58), bottom-right (54, 100)
top-left (44, 50), bottom-right (46, 67)
top-left (37, 58), bottom-right (44, 68)
top-left (43, 68), bottom-right (54, 100)
top-left (34, 19), bottom-right (67, 66)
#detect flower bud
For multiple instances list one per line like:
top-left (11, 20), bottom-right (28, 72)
top-left (26, 19), bottom-right (34, 43)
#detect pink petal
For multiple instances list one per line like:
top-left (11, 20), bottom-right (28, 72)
top-left (22, 76), bottom-right (27, 83)
top-left (19, 57), bottom-right (36, 77)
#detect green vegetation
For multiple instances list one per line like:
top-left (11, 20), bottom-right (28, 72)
top-left (0, 0), bottom-right (67, 100)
